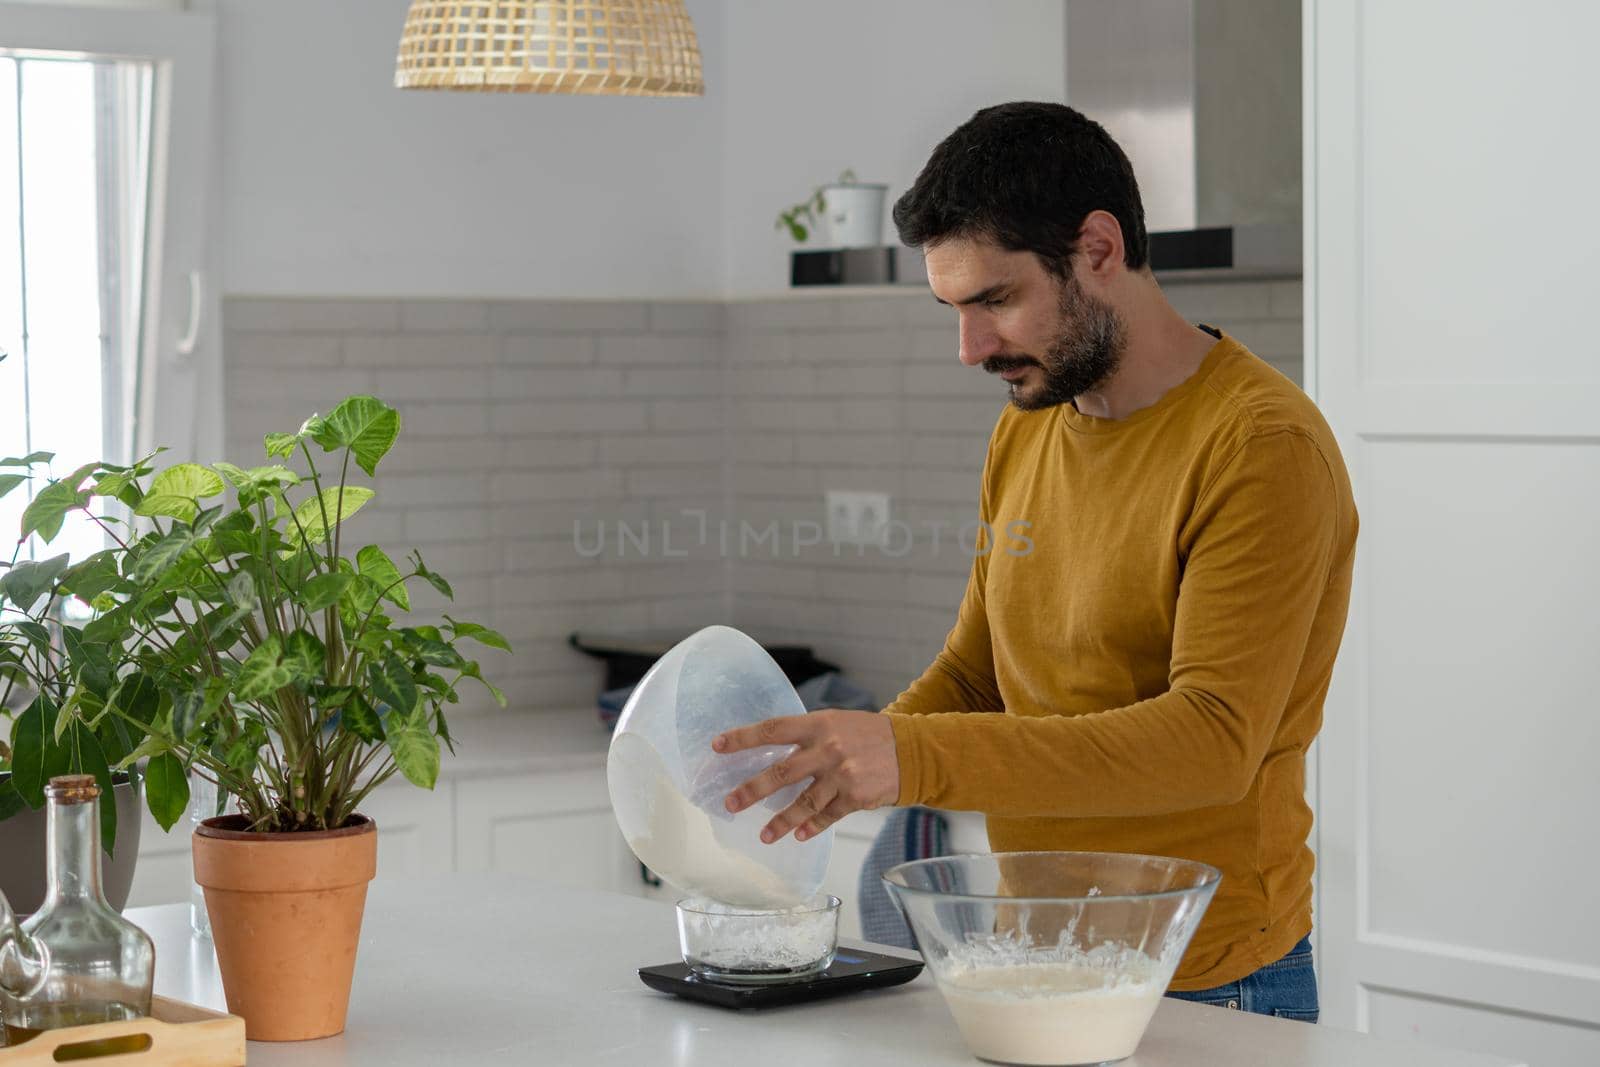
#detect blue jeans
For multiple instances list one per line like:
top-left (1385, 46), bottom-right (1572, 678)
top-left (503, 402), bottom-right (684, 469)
top-left (1164, 935), bottom-right (1319, 1023)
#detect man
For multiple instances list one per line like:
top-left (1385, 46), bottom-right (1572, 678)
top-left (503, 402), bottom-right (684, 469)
top-left (715, 102), bottom-right (1357, 1020)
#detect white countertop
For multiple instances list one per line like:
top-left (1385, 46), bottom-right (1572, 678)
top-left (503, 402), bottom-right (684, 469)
top-left (131, 877), bottom-right (1522, 1067)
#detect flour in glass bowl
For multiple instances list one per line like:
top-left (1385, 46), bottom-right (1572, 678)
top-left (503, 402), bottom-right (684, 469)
top-left (625, 772), bottom-right (805, 910)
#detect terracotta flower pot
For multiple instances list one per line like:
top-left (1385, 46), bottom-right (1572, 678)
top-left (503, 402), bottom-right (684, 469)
top-left (192, 814), bottom-right (377, 1041)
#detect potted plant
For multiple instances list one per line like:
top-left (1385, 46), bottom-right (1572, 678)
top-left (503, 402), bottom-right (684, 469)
top-left (775, 169), bottom-right (888, 248)
top-left (2, 454), bottom-right (148, 915)
top-left (7, 396), bottom-right (508, 1041)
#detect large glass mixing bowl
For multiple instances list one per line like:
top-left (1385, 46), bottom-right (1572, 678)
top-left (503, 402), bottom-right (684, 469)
top-left (883, 852), bottom-right (1220, 1066)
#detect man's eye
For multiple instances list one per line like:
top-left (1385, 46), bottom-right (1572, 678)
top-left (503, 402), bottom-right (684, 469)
top-left (984, 298), bottom-right (1005, 308)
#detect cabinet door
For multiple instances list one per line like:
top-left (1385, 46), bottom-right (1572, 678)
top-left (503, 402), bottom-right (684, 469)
top-left (359, 779), bottom-right (457, 879)
top-left (126, 805), bottom-right (194, 908)
top-left (455, 769), bottom-right (639, 895)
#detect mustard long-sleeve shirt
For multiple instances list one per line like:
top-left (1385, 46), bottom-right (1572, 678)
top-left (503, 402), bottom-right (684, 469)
top-left (885, 331), bottom-right (1358, 991)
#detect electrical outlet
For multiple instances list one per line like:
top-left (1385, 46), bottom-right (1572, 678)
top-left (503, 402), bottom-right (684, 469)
top-left (825, 490), bottom-right (891, 546)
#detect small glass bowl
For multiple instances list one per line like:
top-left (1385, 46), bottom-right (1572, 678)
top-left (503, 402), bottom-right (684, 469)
top-left (676, 895), bottom-right (841, 984)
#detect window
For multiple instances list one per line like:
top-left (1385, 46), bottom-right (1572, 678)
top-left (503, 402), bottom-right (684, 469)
top-left (1, 52), bottom-right (156, 566)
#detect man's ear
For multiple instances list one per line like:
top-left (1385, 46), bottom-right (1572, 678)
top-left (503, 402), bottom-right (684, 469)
top-left (1076, 210), bottom-right (1127, 277)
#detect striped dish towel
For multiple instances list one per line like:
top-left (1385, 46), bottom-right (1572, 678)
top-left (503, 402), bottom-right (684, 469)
top-left (856, 806), bottom-right (950, 949)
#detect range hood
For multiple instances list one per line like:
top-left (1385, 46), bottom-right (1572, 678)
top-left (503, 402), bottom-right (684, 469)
top-left (1065, 0), bottom-right (1301, 275)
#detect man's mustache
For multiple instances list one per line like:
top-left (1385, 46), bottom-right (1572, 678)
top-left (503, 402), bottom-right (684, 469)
top-left (982, 356), bottom-right (1041, 375)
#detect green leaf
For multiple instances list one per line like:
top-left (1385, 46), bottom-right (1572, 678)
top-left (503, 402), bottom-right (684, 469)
top-left (284, 628), bottom-right (326, 681)
top-left (114, 730), bottom-right (171, 771)
top-left (368, 655), bottom-right (418, 716)
top-left (301, 571), bottom-right (353, 613)
top-left (386, 711), bottom-right (439, 789)
top-left (171, 676), bottom-right (228, 739)
top-left (445, 615), bottom-right (512, 652)
top-left (110, 672), bottom-right (163, 727)
top-left (0, 472), bottom-right (26, 499)
top-left (292, 486), bottom-right (375, 547)
top-left (0, 776), bottom-right (27, 821)
top-left (145, 752), bottom-right (190, 832)
top-left (130, 529), bottom-right (197, 584)
top-left (72, 727), bottom-right (118, 857)
top-left (357, 545), bottom-right (409, 611)
top-left (9, 697), bottom-right (48, 805)
top-left (263, 432), bottom-right (300, 460)
top-left (222, 722), bottom-right (268, 777)
top-left (20, 461), bottom-right (98, 542)
top-left (0, 451), bottom-right (53, 466)
top-left (340, 691), bottom-right (385, 743)
top-left (309, 396), bottom-right (401, 476)
top-left (234, 636), bottom-right (293, 701)
top-left (410, 551), bottom-right (453, 600)
top-left (460, 660), bottom-right (508, 708)
top-left (0, 552), bottom-right (70, 611)
top-left (134, 462), bottom-right (225, 522)
top-left (58, 549), bottom-right (123, 604)
top-left (214, 462), bottom-right (300, 506)
top-left (53, 692), bottom-right (77, 743)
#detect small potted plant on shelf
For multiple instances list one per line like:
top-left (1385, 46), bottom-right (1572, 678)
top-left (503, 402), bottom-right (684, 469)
top-left (2, 396), bottom-right (508, 1041)
top-left (774, 168), bottom-right (888, 248)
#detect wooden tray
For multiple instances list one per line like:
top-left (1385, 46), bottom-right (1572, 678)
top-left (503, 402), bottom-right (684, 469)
top-left (0, 995), bottom-right (245, 1065)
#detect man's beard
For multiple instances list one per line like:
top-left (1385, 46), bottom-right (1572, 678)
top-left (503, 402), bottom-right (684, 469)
top-left (982, 275), bottom-right (1127, 411)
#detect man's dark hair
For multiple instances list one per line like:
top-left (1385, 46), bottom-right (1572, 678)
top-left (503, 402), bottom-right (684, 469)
top-left (893, 101), bottom-right (1149, 274)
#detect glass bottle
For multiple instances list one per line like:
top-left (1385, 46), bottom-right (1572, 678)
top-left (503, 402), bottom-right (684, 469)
top-left (0, 774), bottom-right (155, 1045)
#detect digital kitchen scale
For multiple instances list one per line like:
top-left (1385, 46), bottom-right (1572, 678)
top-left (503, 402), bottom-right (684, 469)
top-left (638, 948), bottom-right (924, 1010)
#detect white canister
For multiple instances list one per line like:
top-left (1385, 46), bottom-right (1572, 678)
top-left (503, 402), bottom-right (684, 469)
top-left (819, 182), bottom-right (888, 248)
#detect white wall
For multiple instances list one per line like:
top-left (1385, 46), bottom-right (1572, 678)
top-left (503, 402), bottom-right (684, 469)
top-left (212, 0), bottom-right (1066, 300)
top-left (718, 0), bottom-right (1067, 295)
top-left (215, 0), bottom-right (727, 300)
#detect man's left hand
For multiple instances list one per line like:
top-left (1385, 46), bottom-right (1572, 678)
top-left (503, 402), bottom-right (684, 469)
top-left (715, 709), bottom-right (899, 844)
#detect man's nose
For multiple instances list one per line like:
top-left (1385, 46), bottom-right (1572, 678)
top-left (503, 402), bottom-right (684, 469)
top-left (958, 315), bottom-right (1001, 367)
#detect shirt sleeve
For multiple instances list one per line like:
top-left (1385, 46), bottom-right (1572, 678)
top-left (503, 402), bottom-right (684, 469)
top-left (889, 429), bottom-right (1346, 816)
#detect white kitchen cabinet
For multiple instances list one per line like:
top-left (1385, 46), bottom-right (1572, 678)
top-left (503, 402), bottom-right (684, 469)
top-left (454, 770), bottom-right (640, 896)
top-left (358, 776), bottom-right (457, 880)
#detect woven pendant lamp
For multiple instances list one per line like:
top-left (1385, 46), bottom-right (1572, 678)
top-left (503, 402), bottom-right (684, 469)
top-left (395, 0), bottom-right (704, 96)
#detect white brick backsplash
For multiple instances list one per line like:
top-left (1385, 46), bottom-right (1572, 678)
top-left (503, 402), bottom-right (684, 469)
top-left (401, 403), bottom-right (493, 438)
top-left (814, 365), bottom-right (902, 396)
top-left (487, 300), bottom-right (649, 333)
top-left (599, 433), bottom-right (723, 466)
top-left (373, 369), bottom-right (489, 403)
top-left (649, 399), bottom-right (722, 431)
top-left (492, 568), bottom-right (627, 605)
top-left (1162, 280), bottom-right (1274, 320)
top-left (227, 332), bottom-right (343, 369)
top-left (793, 433), bottom-right (904, 466)
top-left (224, 279), bottom-right (1299, 704)
top-left (648, 302), bottom-right (725, 333)
top-left (905, 399), bottom-right (1005, 434)
top-left (227, 299), bottom-right (401, 332)
top-left (492, 400), bottom-right (650, 434)
top-left (621, 465), bottom-right (722, 498)
top-left (728, 299), bottom-right (837, 332)
top-left (730, 563), bottom-right (818, 597)
top-left (497, 437), bottom-right (599, 468)
top-left (499, 334), bottom-right (596, 365)
top-left (790, 329), bottom-right (905, 363)
top-left (819, 568), bottom-right (908, 604)
top-left (344, 334), bottom-right (497, 367)
top-left (492, 468), bottom-right (626, 502)
top-left (729, 464), bottom-right (818, 497)
top-left (725, 332), bottom-right (790, 363)
top-left (623, 368), bottom-right (722, 398)
top-left (491, 367), bottom-right (625, 398)
top-left (726, 433), bottom-right (793, 464)
top-left (400, 301), bottom-right (491, 332)
top-left (597, 335), bottom-right (719, 366)
top-left (405, 507), bottom-right (491, 542)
